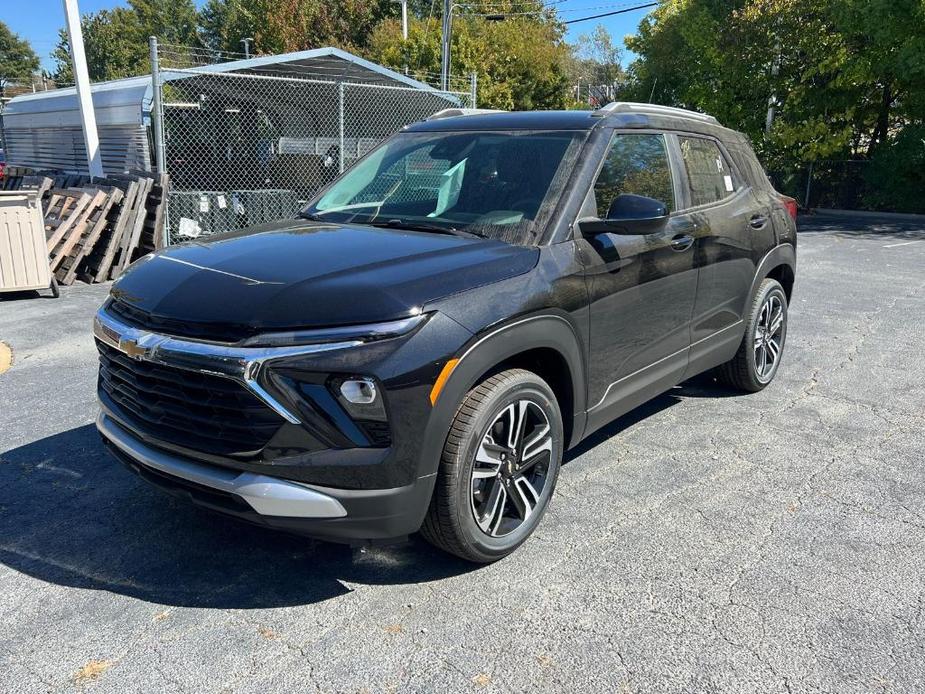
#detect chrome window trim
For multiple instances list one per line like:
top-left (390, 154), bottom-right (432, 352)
top-left (93, 308), bottom-right (380, 424)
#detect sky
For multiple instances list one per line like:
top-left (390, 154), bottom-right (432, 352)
top-left (1, 0), bottom-right (654, 74)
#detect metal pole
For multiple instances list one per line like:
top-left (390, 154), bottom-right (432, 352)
top-left (241, 37), bottom-right (252, 58)
top-left (804, 161), bottom-right (814, 209)
top-left (338, 82), bottom-right (345, 174)
top-left (63, 0), bottom-right (104, 178)
top-left (440, 0), bottom-right (452, 91)
top-left (765, 40), bottom-right (781, 134)
top-left (401, 0), bottom-right (408, 41)
top-left (149, 37), bottom-right (166, 175)
top-left (470, 72), bottom-right (477, 107)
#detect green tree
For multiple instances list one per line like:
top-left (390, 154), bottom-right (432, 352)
top-left (624, 0), bottom-right (925, 169)
top-left (51, 9), bottom-right (143, 83)
top-left (569, 25), bottom-right (624, 85)
top-left (565, 24), bottom-right (625, 107)
top-left (52, 0), bottom-right (200, 82)
top-left (0, 22), bottom-right (40, 98)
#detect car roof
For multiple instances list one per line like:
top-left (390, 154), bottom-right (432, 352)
top-left (405, 104), bottom-right (741, 140)
top-left (406, 110), bottom-right (602, 132)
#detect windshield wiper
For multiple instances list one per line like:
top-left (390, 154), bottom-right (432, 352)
top-left (297, 211), bottom-right (325, 221)
top-left (367, 219), bottom-right (481, 239)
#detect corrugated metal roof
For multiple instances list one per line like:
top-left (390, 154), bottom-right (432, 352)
top-left (2, 47), bottom-right (437, 129)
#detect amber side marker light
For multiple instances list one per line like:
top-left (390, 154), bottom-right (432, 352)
top-left (429, 358), bottom-right (459, 406)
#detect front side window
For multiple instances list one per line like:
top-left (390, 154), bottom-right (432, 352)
top-left (592, 133), bottom-right (675, 217)
top-left (678, 136), bottom-right (736, 207)
top-left (304, 130), bottom-right (585, 245)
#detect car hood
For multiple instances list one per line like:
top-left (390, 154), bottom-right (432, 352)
top-left (111, 220), bottom-right (538, 335)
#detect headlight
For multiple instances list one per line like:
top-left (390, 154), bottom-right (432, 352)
top-left (239, 313), bottom-right (428, 348)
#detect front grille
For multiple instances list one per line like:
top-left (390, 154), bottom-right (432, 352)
top-left (97, 340), bottom-right (284, 455)
top-left (107, 299), bottom-right (246, 344)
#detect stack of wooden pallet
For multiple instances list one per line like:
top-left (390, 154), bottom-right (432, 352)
top-left (2, 172), bottom-right (168, 286)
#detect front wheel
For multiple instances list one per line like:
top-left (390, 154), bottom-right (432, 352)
top-left (716, 277), bottom-right (788, 392)
top-left (421, 369), bottom-right (563, 563)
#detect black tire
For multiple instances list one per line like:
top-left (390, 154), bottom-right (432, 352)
top-left (716, 278), bottom-right (788, 392)
top-left (421, 368), bottom-right (564, 563)
top-left (49, 277), bottom-right (60, 299)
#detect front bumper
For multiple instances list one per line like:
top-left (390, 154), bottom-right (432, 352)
top-left (99, 412), bottom-right (437, 542)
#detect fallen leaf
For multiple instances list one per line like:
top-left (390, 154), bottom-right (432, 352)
top-left (536, 654), bottom-right (553, 667)
top-left (257, 626), bottom-right (278, 640)
top-left (384, 624), bottom-right (403, 635)
top-left (472, 673), bottom-right (492, 687)
top-left (73, 659), bottom-right (113, 683)
top-left (153, 610), bottom-right (169, 622)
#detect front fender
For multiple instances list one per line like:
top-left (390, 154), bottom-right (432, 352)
top-left (418, 312), bottom-right (588, 482)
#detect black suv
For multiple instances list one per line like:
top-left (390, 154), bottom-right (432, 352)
top-left (95, 103), bottom-right (796, 562)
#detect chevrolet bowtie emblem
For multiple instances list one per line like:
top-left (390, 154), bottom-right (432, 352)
top-left (118, 337), bottom-right (149, 360)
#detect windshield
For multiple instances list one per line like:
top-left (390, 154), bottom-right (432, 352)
top-left (301, 130), bottom-right (585, 245)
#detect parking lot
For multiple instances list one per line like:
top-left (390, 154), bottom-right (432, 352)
top-left (1, 213), bottom-right (924, 693)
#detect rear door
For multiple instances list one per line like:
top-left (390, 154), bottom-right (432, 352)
top-left (671, 134), bottom-right (764, 373)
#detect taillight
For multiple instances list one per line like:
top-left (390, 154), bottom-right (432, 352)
top-left (781, 195), bottom-right (798, 221)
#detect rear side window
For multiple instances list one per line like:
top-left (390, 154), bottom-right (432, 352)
top-left (678, 136), bottom-right (735, 206)
top-left (593, 133), bottom-right (675, 217)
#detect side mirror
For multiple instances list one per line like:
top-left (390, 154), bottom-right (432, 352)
top-left (579, 194), bottom-right (670, 235)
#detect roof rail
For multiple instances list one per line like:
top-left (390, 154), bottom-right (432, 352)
top-left (426, 108), bottom-right (504, 120)
top-left (595, 102), bottom-right (719, 125)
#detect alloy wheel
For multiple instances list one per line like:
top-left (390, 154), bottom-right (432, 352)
top-left (469, 399), bottom-right (554, 538)
top-left (754, 294), bottom-right (785, 381)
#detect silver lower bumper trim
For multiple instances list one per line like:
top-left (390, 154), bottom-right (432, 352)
top-left (97, 413), bottom-right (347, 519)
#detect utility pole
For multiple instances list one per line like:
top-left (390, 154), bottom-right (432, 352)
top-left (241, 37), bottom-right (253, 58)
top-left (63, 0), bottom-right (104, 178)
top-left (398, 0), bottom-right (408, 40)
top-left (765, 40), bottom-right (781, 134)
top-left (440, 0), bottom-right (453, 91)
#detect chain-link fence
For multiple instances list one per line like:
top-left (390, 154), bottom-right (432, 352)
top-left (767, 160), bottom-right (878, 211)
top-left (152, 41), bottom-right (475, 242)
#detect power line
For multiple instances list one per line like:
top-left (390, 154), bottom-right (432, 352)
top-left (462, 1), bottom-right (657, 18)
top-left (563, 2), bottom-right (658, 23)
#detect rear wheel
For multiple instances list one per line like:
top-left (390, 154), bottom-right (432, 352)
top-left (421, 369), bottom-right (563, 563)
top-left (716, 277), bottom-right (788, 392)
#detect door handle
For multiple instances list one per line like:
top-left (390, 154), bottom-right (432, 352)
top-left (670, 234), bottom-right (694, 252)
top-left (749, 214), bottom-right (768, 230)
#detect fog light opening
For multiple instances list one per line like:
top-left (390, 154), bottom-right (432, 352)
top-left (340, 378), bottom-right (378, 405)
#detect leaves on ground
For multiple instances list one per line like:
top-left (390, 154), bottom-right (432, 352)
top-left (73, 659), bottom-right (113, 683)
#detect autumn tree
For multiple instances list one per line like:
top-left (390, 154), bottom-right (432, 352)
top-left (199, 0), bottom-right (398, 54)
top-left (367, 9), bottom-right (571, 110)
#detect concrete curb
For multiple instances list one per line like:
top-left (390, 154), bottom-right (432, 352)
top-left (810, 208), bottom-right (925, 223)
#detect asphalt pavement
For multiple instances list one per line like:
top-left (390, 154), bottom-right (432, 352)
top-left (1, 213), bottom-right (923, 693)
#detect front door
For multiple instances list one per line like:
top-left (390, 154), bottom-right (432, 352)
top-left (581, 131), bottom-right (698, 432)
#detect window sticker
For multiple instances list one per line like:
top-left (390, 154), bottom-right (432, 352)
top-left (199, 194), bottom-right (210, 213)
top-left (216, 194), bottom-right (227, 209)
top-left (724, 175), bottom-right (734, 192)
